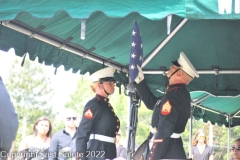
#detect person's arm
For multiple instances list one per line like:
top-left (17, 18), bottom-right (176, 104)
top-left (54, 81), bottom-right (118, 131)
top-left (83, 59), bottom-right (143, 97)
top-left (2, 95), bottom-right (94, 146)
top-left (0, 77), bottom-right (19, 156)
top-left (209, 146), bottom-right (215, 160)
top-left (18, 137), bottom-right (29, 152)
top-left (7, 142), bottom-right (15, 160)
top-left (191, 146), bottom-right (194, 160)
top-left (76, 100), bottom-right (101, 160)
top-left (135, 79), bottom-right (159, 110)
top-left (48, 133), bottom-right (59, 160)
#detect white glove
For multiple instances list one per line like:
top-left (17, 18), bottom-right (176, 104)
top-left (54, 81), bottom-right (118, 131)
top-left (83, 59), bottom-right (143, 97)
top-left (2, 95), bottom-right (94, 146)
top-left (134, 65), bottom-right (144, 84)
top-left (59, 147), bottom-right (71, 153)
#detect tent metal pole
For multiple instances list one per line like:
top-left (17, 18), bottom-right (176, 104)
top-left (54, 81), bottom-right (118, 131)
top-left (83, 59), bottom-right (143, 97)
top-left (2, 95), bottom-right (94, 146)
top-left (189, 112), bottom-right (193, 159)
top-left (227, 115), bottom-right (231, 160)
top-left (232, 116), bottom-right (240, 118)
top-left (2, 21), bottom-right (128, 73)
top-left (142, 18), bottom-right (188, 68)
top-left (126, 93), bottom-right (131, 160)
top-left (192, 94), bottom-right (210, 104)
top-left (143, 70), bottom-right (240, 74)
top-left (192, 104), bottom-right (226, 116)
top-left (233, 109), bottom-right (240, 117)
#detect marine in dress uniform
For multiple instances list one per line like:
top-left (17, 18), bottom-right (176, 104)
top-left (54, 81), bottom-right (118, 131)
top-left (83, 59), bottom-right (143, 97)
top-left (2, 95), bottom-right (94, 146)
top-left (76, 67), bottom-right (120, 160)
top-left (134, 52), bottom-right (199, 160)
top-left (0, 76), bottom-right (18, 160)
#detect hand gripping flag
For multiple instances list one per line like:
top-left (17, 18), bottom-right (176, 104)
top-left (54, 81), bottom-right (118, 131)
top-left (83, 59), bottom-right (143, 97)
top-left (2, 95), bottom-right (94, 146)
top-left (129, 21), bottom-right (143, 82)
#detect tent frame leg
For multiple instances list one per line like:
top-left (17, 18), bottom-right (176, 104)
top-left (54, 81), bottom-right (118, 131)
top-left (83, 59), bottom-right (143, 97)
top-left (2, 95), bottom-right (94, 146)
top-left (189, 113), bottom-right (192, 159)
top-left (227, 115), bottom-right (231, 160)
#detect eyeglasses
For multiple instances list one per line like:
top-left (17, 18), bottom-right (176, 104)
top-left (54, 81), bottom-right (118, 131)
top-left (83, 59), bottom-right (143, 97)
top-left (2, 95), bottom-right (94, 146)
top-left (198, 136), bottom-right (205, 139)
top-left (66, 117), bottom-right (77, 121)
top-left (231, 146), bottom-right (240, 151)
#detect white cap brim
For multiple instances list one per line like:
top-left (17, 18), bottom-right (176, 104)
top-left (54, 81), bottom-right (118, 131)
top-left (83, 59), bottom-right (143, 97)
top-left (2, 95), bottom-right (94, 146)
top-left (177, 52), bottom-right (199, 78)
top-left (90, 67), bottom-right (115, 82)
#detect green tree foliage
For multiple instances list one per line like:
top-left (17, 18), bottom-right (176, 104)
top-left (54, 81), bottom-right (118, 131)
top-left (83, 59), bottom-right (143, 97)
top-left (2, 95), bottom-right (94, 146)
top-left (5, 58), bottom-right (55, 151)
top-left (65, 74), bottom-right (92, 116)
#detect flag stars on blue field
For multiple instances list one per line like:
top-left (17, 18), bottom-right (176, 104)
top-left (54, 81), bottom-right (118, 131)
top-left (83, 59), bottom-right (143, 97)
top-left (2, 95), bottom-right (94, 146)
top-left (131, 53), bottom-right (136, 59)
top-left (131, 41), bottom-right (136, 47)
top-left (129, 21), bottom-right (143, 82)
top-left (130, 64), bottom-right (135, 70)
top-left (132, 30), bottom-right (136, 36)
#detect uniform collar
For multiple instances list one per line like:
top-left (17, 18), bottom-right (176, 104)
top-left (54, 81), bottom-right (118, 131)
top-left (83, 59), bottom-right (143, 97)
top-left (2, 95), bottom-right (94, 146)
top-left (95, 94), bottom-right (109, 103)
top-left (166, 83), bottom-right (186, 90)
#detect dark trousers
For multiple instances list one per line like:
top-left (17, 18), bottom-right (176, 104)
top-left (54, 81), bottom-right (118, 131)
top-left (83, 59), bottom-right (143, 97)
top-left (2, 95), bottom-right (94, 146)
top-left (160, 138), bottom-right (186, 159)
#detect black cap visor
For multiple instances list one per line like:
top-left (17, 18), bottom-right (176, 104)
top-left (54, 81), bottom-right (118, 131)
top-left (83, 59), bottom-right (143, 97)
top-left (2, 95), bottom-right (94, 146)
top-left (100, 77), bottom-right (116, 82)
top-left (171, 60), bottom-right (181, 67)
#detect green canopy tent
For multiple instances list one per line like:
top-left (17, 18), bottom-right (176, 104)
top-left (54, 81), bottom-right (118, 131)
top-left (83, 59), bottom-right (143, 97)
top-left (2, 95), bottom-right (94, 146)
top-left (1, 0), bottom-right (240, 158)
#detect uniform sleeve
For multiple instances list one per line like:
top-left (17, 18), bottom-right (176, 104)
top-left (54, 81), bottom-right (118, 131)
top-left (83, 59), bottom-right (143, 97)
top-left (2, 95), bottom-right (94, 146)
top-left (150, 93), bottom-right (181, 159)
top-left (135, 80), bottom-right (159, 110)
top-left (48, 133), bottom-right (59, 160)
top-left (158, 93), bottom-right (181, 137)
top-left (0, 77), bottom-right (19, 156)
top-left (75, 100), bottom-right (101, 159)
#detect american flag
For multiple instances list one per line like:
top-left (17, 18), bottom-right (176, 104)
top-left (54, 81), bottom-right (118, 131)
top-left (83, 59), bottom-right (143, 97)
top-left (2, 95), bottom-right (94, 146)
top-left (129, 21), bottom-right (143, 82)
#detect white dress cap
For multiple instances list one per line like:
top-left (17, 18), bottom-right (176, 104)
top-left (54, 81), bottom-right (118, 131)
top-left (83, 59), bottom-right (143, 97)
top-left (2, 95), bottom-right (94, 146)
top-left (90, 67), bottom-right (116, 82)
top-left (177, 52), bottom-right (199, 78)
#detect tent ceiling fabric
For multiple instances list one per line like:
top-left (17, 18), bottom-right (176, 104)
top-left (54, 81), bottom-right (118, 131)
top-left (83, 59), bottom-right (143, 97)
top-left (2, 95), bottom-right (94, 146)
top-left (1, 0), bottom-right (240, 127)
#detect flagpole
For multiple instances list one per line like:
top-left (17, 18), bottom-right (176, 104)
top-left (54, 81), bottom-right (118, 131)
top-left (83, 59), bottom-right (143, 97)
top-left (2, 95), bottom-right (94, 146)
top-left (125, 76), bottom-right (133, 160)
top-left (126, 83), bottom-right (132, 160)
top-left (126, 21), bottom-right (143, 160)
top-left (125, 82), bottom-right (140, 160)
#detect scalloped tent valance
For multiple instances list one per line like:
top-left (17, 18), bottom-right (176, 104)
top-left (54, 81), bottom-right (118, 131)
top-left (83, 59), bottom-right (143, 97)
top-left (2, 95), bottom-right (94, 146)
top-left (2, 0), bottom-right (240, 20)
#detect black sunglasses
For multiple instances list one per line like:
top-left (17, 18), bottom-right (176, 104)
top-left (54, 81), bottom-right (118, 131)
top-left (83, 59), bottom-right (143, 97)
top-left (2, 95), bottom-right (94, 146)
top-left (231, 146), bottom-right (240, 151)
top-left (66, 117), bottom-right (77, 121)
